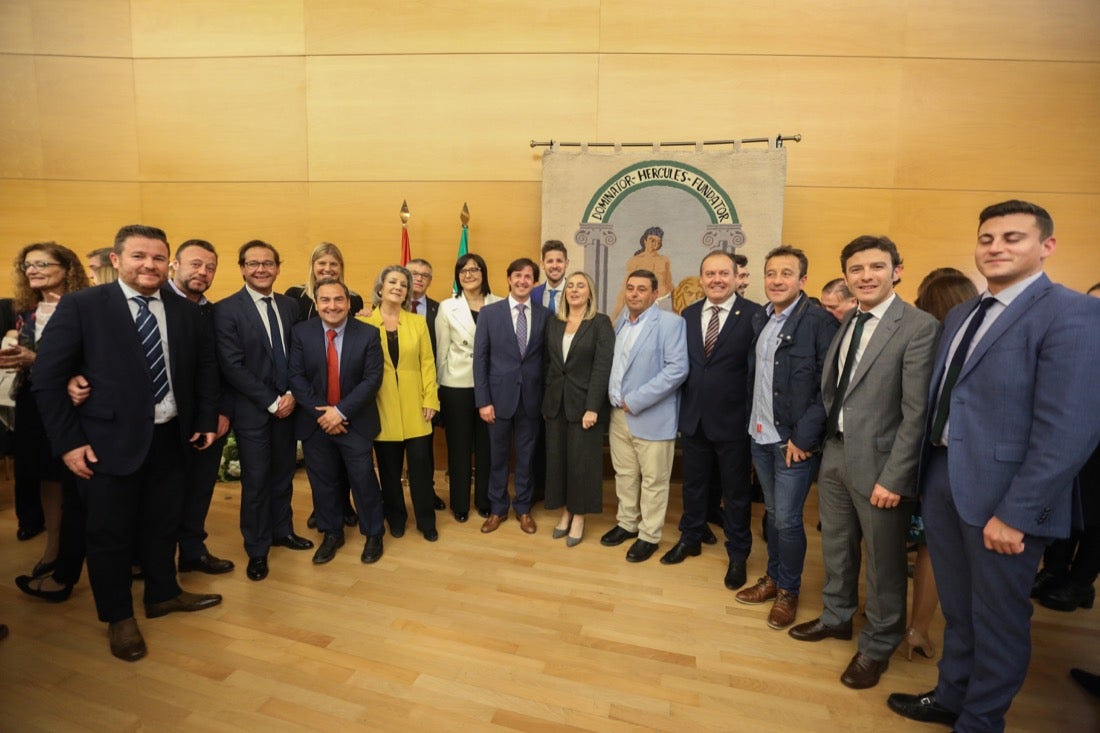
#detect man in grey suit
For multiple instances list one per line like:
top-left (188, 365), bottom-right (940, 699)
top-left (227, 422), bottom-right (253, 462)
top-left (789, 235), bottom-right (939, 690)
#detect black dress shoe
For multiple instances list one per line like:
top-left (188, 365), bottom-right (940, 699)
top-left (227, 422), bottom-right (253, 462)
top-left (660, 542), bottom-right (702, 565)
top-left (454, 512), bottom-right (468, 523)
top-left (16, 525), bottom-right (44, 541)
top-left (476, 508), bottom-right (491, 519)
top-left (886, 690), bottom-right (959, 726)
top-left (312, 534), bottom-right (345, 564)
top-left (145, 590), bottom-right (223, 618)
top-left (272, 533), bottom-right (314, 550)
top-left (343, 510), bottom-right (358, 527)
top-left (1039, 581), bottom-right (1096, 611)
top-left (601, 525), bottom-right (639, 547)
top-left (361, 536), bottom-right (384, 564)
top-left (701, 527), bottom-right (718, 545)
top-left (246, 556), bottom-right (269, 581)
top-left (15, 574), bottom-right (73, 603)
top-left (724, 559), bottom-right (748, 590)
top-left (307, 512), bottom-right (318, 530)
top-left (625, 539), bottom-right (659, 563)
top-left (788, 617), bottom-right (853, 642)
top-left (1070, 668), bottom-right (1100, 700)
top-left (179, 553), bottom-right (235, 574)
top-left (1031, 567), bottom-right (1063, 598)
top-left (433, 495), bottom-right (446, 511)
top-left (422, 528), bottom-right (439, 542)
top-left (390, 525), bottom-right (405, 538)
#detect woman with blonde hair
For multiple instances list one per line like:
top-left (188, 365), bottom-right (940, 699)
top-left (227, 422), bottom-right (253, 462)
top-left (285, 242), bottom-right (365, 320)
top-left (542, 271), bottom-right (614, 546)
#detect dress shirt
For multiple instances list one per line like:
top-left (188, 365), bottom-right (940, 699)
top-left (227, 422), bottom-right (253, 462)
top-left (411, 297), bottom-right (426, 316)
top-left (608, 303), bottom-right (658, 407)
top-left (835, 292), bottom-right (896, 433)
top-left (507, 294), bottom-right (532, 335)
top-left (325, 318), bottom-right (348, 419)
top-left (699, 294), bottom-right (737, 345)
top-left (749, 294), bottom-right (799, 445)
top-left (244, 285), bottom-right (290, 413)
top-left (118, 280), bottom-right (177, 424)
top-left (167, 278), bottom-right (208, 306)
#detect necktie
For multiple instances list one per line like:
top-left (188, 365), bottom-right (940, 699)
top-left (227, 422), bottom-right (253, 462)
top-left (413, 299), bottom-right (423, 315)
top-left (515, 303), bottom-right (528, 357)
top-left (929, 297), bottom-right (996, 443)
top-left (703, 305), bottom-right (720, 359)
top-left (547, 289), bottom-right (558, 313)
top-left (326, 329), bottom-right (340, 405)
top-left (263, 296), bottom-right (289, 392)
top-left (133, 296), bottom-right (169, 402)
top-left (826, 311), bottom-right (873, 437)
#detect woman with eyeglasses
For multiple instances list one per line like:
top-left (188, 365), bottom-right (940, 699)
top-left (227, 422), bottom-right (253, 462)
top-left (435, 254), bottom-right (501, 522)
top-left (3, 243), bottom-right (91, 601)
top-left (359, 265), bottom-right (441, 541)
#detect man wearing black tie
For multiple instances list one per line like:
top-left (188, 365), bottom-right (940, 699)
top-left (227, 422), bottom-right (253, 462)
top-left (32, 224), bottom-right (222, 662)
top-left (215, 241), bottom-right (312, 582)
top-left (289, 280), bottom-right (386, 565)
top-left (406, 258), bottom-right (447, 512)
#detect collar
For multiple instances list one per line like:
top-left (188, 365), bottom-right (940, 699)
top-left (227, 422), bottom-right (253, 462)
top-left (507, 294), bottom-right (532, 310)
top-left (985, 271), bottom-right (1043, 308)
top-left (856, 292), bottom-right (896, 321)
top-left (118, 280), bottom-right (160, 302)
top-left (245, 285), bottom-right (276, 303)
top-left (167, 278), bottom-right (207, 305)
top-left (704, 293), bottom-right (736, 314)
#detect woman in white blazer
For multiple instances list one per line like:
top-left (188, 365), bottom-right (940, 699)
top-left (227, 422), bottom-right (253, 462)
top-left (435, 253), bottom-right (502, 522)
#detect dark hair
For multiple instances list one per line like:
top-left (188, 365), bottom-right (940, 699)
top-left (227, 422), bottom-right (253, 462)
top-left (915, 271), bottom-right (978, 324)
top-left (314, 277), bottom-right (350, 299)
top-left (979, 200), bottom-right (1053, 240)
top-left (627, 269), bottom-right (658, 290)
top-left (699, 250), bottom-right (736, 275)
top-left (765, 245), bottom-right (809, 278)
top-left (541, 240), bottom-right (567, 259)
top-left (821, 277), bottom-right (851, 298)
top-left (840, 235), bottom-right (902, 273)
top-left (238, 239), bottom-right (281, 266)
top-left (175, 239), bottom-right (217, 261)
top-left (733, 253), bottom-right (748, 268)
top-left (634, 226), bottom-right (664, 255)
top-left (454, 253), bottom-right (491, 297)
top-left (1088, 282), bottom-right (1100, 296)
top-left (507, 257), bottom-right (540, 282)
top-left (13, 242), bottom-right (91, 311)
top-left (114, 225), bottom-right (168, 255)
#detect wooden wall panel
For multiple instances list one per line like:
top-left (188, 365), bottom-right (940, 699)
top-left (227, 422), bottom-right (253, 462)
top-left (896, 60), bottom-right (1100, 193)
top-left (0, 0), bottom-right (35, 54)
top-left (306, 55), bottom-right (597, 182)
top-left (35, 57), bottom-right (140, 181)
top-left (597, 55), bottom-right (902, 188)
top-left (130, 0), bottom-right (304, 58)
top-left (26, 0), bottom-right (131, 57)
top-left (0, 56), bottom-right (44, 178)
top-left (304, 0), bottom-right (601, 55)
top-left (134, 58), bottom-right (308, 181)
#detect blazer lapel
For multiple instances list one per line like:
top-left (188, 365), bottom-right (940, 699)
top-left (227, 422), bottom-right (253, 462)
top-left (958, 275), bottom-right (1052, 384)
top-left (846, 299), bottom-right (902, 395)
top-left (564, 319), bottom-right (591, 365)
top-left (822, 308), bottom-right (853, 402)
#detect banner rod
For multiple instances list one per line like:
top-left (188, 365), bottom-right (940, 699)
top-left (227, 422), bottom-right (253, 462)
top-left (530, 134), bottom-right (801, 149)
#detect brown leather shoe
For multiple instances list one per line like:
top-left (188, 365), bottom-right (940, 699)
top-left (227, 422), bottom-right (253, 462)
top-left (735, 576), bottom-right (777, 605)
top-left (840, 651), bottom-right (889, 689)
top-left (517, 513), bottom-right (537, 534)
top-left (108, 617), bottom-right (147, 662)
top-left (788, 616), bottom-right (853, 642)
top-left (480, 514), bottom-right (506, 533)
top-left (767, 590), bottom-right (798, 629)
top-left (144, 590), bottom-right (223, 619)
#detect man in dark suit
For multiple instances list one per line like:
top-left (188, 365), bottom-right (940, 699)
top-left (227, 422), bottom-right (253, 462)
top-left (529, 240), bottom-right (569, 505)
top-left (789, 235), bottom-right (939, 691)
top-left (214, 240), bottom-right (312, 582)
top-left (473, 257), bottom-right (547, 535)
top-left (289, 279), bottom-right (387, 565)
top-left (406, 257), bottom-right (447, 511)
top-left (888, 201), bottom-right (1100, 732)
top-left (736, 246), bottom-right (837, 629)
top-left (32, 224), bottom-right (221, 662)
top-left (663, 251), bottom-right (762, 587)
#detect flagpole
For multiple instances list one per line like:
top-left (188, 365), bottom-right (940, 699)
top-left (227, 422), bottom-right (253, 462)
top-left (400, 200), bottom-right (411, 266)
top-left (454, 202), bottom-right (470, 296)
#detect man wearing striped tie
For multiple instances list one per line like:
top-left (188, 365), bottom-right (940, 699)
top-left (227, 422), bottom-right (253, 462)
top-left (32, 225), bottom-right (222, 662)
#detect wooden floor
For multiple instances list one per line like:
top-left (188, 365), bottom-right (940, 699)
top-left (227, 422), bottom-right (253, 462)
top-left (1, 469), bottom-right (1097, 732)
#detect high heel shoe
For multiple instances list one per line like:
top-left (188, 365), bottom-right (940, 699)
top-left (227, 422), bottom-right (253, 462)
top-left (15, 575), bottom-right (73, 603)
top-left (552, 513), bottom-right (572, 539)
top-left (565, 516), bottom-right (585, 547)
top-left (31, 559), bottom-right (58, 578)
top-left (905, 627), bottom-right (935, 660)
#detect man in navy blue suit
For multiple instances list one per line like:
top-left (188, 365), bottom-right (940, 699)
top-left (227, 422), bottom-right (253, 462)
top-left (889, 201), bottom-right (1100, 732)
top-left (289, 279), bottom-right (386, 565)
top-left (473, 257), bottom-right (547, 535)
top-left (32, 224), bottom-right (222, 662)
top-left (215, 240), bottom-right (312, 582)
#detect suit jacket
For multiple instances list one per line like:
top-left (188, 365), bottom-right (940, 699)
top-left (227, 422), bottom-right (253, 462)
top-left (611, 306), bottom-right (689, 441)
top-left (926, 274), bottom-right (1100, 537)
top-left (542, 313), bottom-right (615, 424)
top-left (679, 295), bottom-right (763, 439)
top-left (411, 295), bottom-right (439, 357)
top-left (214, 287), bottom-right (299, 430)
top-left (31, 282), bottom-right (218, 475)
top-left (473, 297), bottom-right (548, 419)
top-left (531, 282), bottom-right (565, 313)
top-left (359, 309), bottom-right (440, 441)
top-left (821, 296), bottom-right (939, 498)
top-left (436, 293), bottom-right (502, 388)
top-left (288, 317), bottom-right (383, 442)
top-left (748, 295), bottom-right (838, 451)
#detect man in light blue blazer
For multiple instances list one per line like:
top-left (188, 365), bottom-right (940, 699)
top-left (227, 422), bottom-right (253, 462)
top-left (889, 200), bottom-right (1100, 733)
top-left (600, 269), bottom-right (689, 563)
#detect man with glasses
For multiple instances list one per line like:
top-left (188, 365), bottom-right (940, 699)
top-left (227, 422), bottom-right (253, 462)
top-left (406, 258), bottom-right (446, 511)
top-left (215, 241), bottom-right (313, 582)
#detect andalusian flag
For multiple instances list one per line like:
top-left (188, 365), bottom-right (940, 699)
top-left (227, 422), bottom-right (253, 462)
top-left (453, 202), bottom-right (470, 295)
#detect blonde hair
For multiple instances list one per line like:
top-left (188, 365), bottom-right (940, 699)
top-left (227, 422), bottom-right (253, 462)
top-left (558, 271), bottom-right (598, 322)
top-left (305, 242), bottom-right (345, 301)
top-left (372, 265), bottom-right (413, 310)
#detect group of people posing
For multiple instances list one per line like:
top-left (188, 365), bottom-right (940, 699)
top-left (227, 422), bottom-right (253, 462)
top-left (4, 199), bottom-right (1099, 733)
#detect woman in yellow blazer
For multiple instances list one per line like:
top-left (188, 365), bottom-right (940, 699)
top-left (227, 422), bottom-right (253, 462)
top-left (359, 265), bottom-right (441, 541)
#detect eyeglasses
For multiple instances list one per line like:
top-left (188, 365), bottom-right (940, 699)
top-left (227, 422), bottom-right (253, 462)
top-left (410, 272), bottom-right (432, 280)
top-left (20, 261), bottom-right (61, 272)
top-left (458, 267), bottom-right (481, 276)
top-left (243, 260), bottom-right (278, 270)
